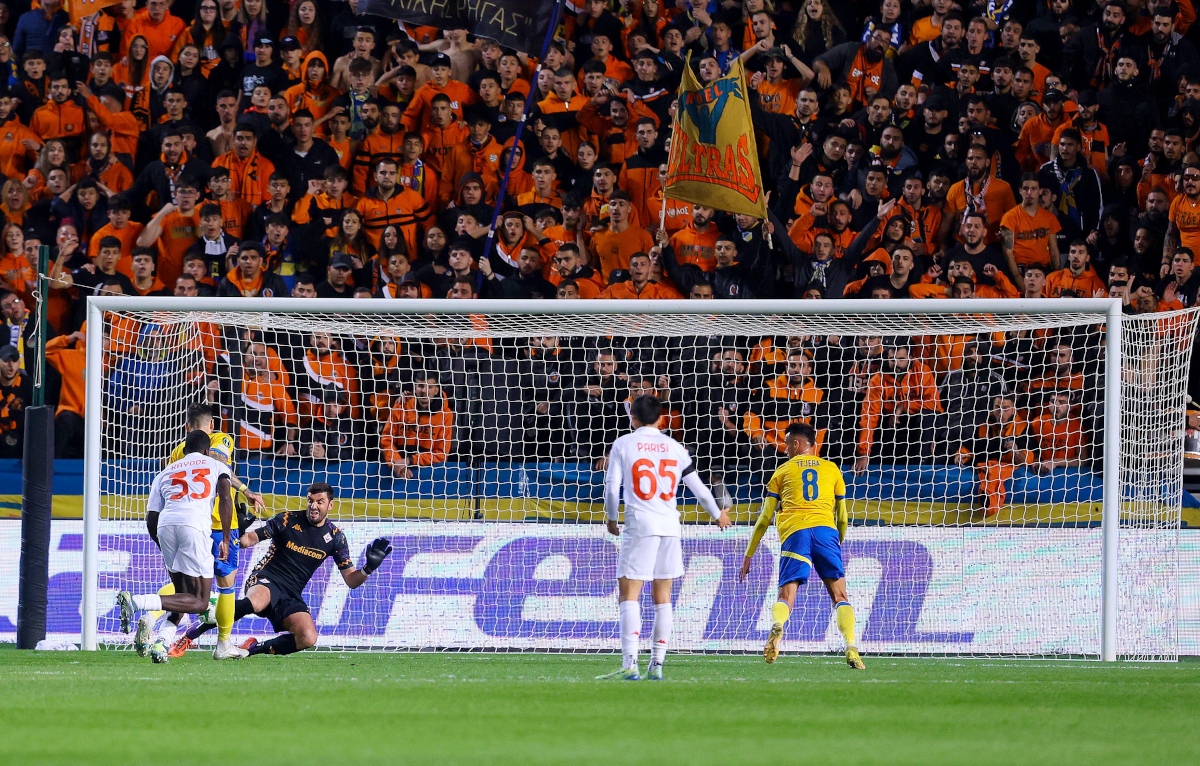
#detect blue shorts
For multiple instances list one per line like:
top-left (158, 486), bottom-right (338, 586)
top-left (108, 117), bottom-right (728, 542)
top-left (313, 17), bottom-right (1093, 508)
top-left (210, 530), bottom-right (238, 579)
top-left (777, 527), bottom-right (844, 587)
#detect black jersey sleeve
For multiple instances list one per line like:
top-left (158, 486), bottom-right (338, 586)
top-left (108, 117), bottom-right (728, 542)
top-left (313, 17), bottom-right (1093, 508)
top-left (256, 512), bottom-right (289, 541)
top-left (330, 526), bottom-right (353, 570)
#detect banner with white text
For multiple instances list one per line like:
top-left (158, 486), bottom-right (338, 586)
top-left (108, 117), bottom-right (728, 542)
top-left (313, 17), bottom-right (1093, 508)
top-left (7, 521), bottom-right (1192, 654)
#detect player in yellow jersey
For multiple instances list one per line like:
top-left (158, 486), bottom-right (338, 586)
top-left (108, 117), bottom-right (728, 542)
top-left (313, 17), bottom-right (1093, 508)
top-left (150, 403), bottom-right (267, 659)
top-left (739, 423), bottom-right (865, 670)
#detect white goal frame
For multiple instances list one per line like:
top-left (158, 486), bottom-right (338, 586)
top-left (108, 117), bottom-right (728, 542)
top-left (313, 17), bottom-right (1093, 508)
top-left (79, 297), bottom-right (1132, 658)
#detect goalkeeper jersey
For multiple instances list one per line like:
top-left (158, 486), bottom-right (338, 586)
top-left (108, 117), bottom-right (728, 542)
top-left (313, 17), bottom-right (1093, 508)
top-left (169, 431), bottom-right (236, 531)
top-left (766, 455), bottom-right (846, 541)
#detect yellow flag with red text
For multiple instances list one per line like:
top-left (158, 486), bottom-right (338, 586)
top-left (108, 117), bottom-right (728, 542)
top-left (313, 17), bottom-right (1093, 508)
top-left (66, 0), bottom-right (123, 31)
top-left (664, 57), bottom-right (766, 219)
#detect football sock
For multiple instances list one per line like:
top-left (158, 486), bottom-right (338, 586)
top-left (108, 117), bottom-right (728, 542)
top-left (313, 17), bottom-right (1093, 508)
top-left (155, 620), bottom-right (178, 646)
top-left (771, 600), bottom-right (791, 627)
top-left (618, 600), bottom-right (641, 671)
top-left (650, 603), bottom-right (672, 666)
top-left (150, 583), bottom-right (174, 620)
top-left (835, 601), bottom-right (857, 647)
top-left (132, 594), bottom-right (162, 612)
top-left (234, 598), bottom-right (255, 620)
top-left (249, 634), bottom-right (299, 656)
top-left (185, 621), bottom-right (216, 642)
top-left (216, 587), bottom-right (236, 641)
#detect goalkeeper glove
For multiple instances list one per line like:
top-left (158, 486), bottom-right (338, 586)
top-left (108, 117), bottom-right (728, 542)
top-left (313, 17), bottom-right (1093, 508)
top-left (362, 537), bottom-right (393, 575)
top-left (237, 500), bottom-right (255, 536)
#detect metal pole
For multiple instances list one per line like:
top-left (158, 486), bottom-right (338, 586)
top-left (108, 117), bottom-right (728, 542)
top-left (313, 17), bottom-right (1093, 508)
top-left (17, 244), bottom-right (55, 648)
top-left (81, 300), bottom-right (104, 651)
top-left (33, 244), bottom-right (48, 406)
top-left (480, 0), bottom-right (565, 261)
top-left (1100, 300), bottom-right (1123, 662)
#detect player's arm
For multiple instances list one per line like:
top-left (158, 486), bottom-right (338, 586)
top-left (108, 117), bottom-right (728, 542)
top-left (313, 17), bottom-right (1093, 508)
top-left (834, 468), bottom-right (849, 543)
top-left (339, 537), bottom-right (393, 589)
top-left (835, 496), bottom-right (848, 543)
top-left (738, 493), bottom-right (778, 582)
top-left (680, 467), bottom-right (731, 528)
top-left (216, 474), bottom-right (233, 561)
top-left (145, 475), bottom-right (165, 545)
top-left (238, 510), bottom-right (283, 548)
top-left (603, 445), bottom-right (623, 536)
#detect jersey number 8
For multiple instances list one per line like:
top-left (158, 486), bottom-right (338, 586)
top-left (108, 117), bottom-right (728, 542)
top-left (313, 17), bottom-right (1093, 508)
top-left (168, 468), bottom-right (212, 501)
top-left (631, 458), bottom-right (678, 501)
top-left (801, 468), bottom-right (819, 502)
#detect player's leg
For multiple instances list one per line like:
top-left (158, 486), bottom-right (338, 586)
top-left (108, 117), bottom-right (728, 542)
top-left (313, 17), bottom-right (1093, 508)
top-left (646, 578), bottom-right (673, 681)
top-left (766, 529), bottom-right (812, 663)
top-left (244, 592), bottom-right (316, 656)
top-left (151, 573), bottom-right (210, 663)
top-left (597, 534), bottom-right (656, 680)
top-left (813, 527), bottom-right (864, 670)
top-left (645, 536), bottom-right (683, 681)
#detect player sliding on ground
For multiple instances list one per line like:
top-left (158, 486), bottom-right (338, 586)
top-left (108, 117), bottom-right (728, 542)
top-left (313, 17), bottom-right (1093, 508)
top-left (739, 423), bottom-right (865, 670)
top-left (232, 482), bottom-right (391, 657)
top-left (116, 431), bottom-right (236, 663)
top-left (597, 395), bottom-right (732, 681)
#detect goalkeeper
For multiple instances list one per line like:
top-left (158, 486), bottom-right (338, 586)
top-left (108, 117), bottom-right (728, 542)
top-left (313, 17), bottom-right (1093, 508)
top-left (233, 482), bottom-right (391, 656)
top-left (738, 423), bottom-right (865, 670)
top-left (156, 403), bottom-right (267, 659)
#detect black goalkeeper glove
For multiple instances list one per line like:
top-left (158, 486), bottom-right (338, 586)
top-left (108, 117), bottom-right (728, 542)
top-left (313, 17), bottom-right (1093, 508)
top-left (236, 500), bottom-right (255, 536)
top-left (362, 537), bottom-right (393, 575)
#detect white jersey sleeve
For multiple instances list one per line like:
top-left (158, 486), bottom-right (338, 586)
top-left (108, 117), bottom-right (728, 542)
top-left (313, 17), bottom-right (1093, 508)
top-left (152, 454), bottom-right (233, 533)
top-left (611, 426), bottom-right (695, 538)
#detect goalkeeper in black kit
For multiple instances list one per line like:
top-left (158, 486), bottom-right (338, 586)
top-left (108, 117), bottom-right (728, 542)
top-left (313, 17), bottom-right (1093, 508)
top-left (234, 482), bottom-right (392, 656)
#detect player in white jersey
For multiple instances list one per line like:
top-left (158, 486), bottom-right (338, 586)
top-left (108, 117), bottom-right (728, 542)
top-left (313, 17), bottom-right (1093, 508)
top-left (116, 431), bottom-right (239, 663)
top-left (597, 395), bottom-right (731, 681)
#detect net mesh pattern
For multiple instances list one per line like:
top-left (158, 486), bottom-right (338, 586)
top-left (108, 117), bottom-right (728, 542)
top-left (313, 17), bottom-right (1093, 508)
top-left (88, 307), bottom-right (1199, 658)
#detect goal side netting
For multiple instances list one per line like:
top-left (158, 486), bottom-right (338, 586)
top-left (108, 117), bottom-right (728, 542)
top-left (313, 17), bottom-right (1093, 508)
top-left (80, 300), bottom-right (1199, 660)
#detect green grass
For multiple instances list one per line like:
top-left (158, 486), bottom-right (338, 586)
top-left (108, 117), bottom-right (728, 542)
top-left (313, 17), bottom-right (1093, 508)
top-left (2, 649), bottom-right (1199, 765)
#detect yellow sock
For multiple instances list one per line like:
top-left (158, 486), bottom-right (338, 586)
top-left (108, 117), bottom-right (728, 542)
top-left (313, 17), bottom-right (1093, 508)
top-left (216, 589), bottom-right (236, 641)
top-left (151, 582), bottom-right (175, 620)
top-left (771, 601), bottom-right (790, 627)
top-left (835, 602), bottom-right (857, 647)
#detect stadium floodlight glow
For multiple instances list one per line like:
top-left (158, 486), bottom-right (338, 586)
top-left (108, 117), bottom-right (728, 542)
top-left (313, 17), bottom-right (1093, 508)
top-left (80, 297), bottom-right (1198, 661)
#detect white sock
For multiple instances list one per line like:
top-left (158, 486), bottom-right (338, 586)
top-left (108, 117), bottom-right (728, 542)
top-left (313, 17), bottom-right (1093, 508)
top-left (132, 594), bottom-right (161, 612)
top-left (619, 600), bottom-right (641, 671)
top-left (651, 603), bottom-right (673, 666)
top-left (155, 620), bottom-right (178, 645)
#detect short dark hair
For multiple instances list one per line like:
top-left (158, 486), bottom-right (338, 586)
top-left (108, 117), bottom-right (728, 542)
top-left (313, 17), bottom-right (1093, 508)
top-left (186, 402), bottom-right (214, 429)
top-left (199, 202), bottom-right (221, 219)
top-left (184, 429), bottom-right (211, 456)
top-left (308, 481), bottom-right (336, 500)
top-left (630, 394), bottom-right (662, 426)
top-left (784, 422), bottom-right (817, 444)
top-left (97, 235), bottom-right (122, 252)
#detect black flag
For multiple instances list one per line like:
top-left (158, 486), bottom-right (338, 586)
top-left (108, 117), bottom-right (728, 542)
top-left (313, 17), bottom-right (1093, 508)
top-left (358, 0), bottom-right (561, 56)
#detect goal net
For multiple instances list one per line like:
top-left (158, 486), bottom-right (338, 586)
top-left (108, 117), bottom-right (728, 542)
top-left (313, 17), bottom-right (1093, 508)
top-left (80, 298), bottom-right (1199, 660)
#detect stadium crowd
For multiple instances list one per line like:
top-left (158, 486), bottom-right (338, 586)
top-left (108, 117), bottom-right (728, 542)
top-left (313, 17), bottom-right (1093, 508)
top-left (0, 0), bottom-right (1190, 508)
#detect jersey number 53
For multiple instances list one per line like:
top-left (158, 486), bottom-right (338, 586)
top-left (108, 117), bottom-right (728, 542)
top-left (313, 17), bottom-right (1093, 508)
top-left (631, 458), bottom-right (679, 501)
top-left (169, 468), bottom-right (213, 501)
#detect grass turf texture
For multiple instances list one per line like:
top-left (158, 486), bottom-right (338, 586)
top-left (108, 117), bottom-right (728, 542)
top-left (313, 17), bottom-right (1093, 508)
top-left (2, 649), bottom-right (1199, 765)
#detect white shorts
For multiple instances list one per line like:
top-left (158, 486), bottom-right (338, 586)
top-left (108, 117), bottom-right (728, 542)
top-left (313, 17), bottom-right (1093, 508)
top-left (157, 525), bottom-right (214, 578)
top-left (616, 535), bottom-right (684, 581)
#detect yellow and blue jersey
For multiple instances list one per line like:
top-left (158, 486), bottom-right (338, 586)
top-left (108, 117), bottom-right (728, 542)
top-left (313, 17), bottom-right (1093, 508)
top-left (169, 431), bottom-right (237, 530)
top-left (766, 455), bottom-right (846, 542)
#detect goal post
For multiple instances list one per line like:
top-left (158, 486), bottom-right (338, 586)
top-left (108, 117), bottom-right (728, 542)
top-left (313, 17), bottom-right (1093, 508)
top-left (78, 297), bottom-right (1197, 659)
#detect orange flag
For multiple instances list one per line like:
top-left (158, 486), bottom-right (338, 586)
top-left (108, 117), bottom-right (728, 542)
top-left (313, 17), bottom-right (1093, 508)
top-left (67, 0), bottom-right (123, 31)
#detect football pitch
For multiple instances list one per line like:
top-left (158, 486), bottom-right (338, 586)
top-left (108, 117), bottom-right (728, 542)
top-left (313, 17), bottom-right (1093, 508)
top-left (3, 648), bottom-right (1199, 765)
